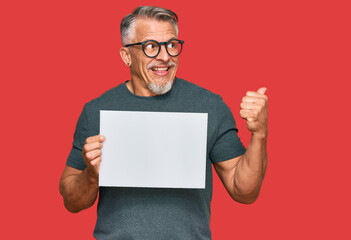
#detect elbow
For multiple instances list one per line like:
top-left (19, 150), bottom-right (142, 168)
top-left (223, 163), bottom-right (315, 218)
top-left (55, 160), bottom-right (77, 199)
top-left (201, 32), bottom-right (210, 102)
top-left (59, 181), bottom-right (65, 197)
top-left (231, 177), bottom-right (262, 204)
top-left (61, 196), bottom-right (82, 213)
top-left (62, 195), bottom-right (84, 213)
top-left (233, 194), bottom-right (258, 204)
top-left (59, 182), bottom-right (82, 213)
top-left (61, 193), bottom-right (88, 213)
top-left (64, 202), bottom-right (82, 213)
top-left (231, 187), bottom-right (260, 204)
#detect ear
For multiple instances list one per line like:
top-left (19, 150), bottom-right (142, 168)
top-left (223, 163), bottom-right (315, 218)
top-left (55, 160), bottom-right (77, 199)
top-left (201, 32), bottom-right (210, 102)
top-left (119, 47), bottom-right (132, 67)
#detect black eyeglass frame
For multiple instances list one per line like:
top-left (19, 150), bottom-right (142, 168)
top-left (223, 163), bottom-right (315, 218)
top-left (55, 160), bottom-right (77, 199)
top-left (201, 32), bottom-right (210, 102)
top-left (124, 39), bottom-right (184, 58)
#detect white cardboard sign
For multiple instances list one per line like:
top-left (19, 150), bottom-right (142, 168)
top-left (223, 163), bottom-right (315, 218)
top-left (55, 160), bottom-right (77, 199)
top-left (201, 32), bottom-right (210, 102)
top-left (99, 110), bottom-right (208, 189)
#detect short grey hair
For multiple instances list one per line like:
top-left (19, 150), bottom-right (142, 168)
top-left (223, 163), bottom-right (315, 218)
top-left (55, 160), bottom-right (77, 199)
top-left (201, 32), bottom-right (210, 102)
top-left (120, 6), bottom-right (179, 46)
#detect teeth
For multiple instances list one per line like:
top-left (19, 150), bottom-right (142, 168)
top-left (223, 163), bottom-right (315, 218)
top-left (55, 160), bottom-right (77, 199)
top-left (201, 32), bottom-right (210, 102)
top-left (153, 67), bottom-right (168, 71)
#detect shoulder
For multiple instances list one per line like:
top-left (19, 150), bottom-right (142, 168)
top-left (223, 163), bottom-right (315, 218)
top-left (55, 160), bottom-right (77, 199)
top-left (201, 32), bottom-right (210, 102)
top-left (83, 82), bottom-right (126, 110)
top-left (176, 78), bottom-right (233, 121)
top-left (176, 78), bottom-right (221, 102)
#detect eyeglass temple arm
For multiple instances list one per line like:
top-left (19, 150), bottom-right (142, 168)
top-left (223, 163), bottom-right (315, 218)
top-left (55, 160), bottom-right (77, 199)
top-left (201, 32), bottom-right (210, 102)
top-left (123, 43), bottom-right (143, 47)
top-left (124, 40), bottom-right (184, 48)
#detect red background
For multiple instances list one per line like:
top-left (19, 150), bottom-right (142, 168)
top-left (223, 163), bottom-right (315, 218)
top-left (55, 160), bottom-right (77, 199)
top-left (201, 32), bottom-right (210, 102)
top-left (1, 0), bottom-right (350, 239)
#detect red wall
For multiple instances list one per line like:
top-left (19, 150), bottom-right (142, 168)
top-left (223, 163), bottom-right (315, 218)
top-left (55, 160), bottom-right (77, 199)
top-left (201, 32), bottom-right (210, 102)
top-left (1, 0), bottom-right (350, 239)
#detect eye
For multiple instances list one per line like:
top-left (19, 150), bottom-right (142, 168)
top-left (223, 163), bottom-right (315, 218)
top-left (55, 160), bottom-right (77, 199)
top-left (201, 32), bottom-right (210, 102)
top-left (145, 41), bottom-right (158, 50)
top-left (168, 40), bottom-right (179, 49)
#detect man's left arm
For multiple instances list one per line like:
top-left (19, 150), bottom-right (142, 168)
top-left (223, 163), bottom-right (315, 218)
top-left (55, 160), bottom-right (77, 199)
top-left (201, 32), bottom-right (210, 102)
top-left (213, 88), bottom-right (268, 204)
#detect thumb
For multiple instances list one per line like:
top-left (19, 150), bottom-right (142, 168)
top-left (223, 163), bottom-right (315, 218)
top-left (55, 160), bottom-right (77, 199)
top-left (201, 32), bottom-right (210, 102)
top-left (257, 87), bottom-right (267, 95)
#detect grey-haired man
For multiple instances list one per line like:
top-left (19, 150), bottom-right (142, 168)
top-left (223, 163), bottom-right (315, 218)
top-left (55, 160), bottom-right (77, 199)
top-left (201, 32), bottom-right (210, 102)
top-left (60, 6), bottom-right (268, 239)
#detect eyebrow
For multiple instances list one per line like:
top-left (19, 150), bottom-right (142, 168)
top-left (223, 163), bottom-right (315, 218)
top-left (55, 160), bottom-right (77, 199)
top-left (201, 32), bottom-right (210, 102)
top-left (141, 37), bottom-right (177, 42)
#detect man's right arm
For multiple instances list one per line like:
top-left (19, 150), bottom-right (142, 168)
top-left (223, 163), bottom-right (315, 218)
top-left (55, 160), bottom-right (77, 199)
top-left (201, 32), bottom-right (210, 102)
top-left (59, 135), bottom-right (105, 213)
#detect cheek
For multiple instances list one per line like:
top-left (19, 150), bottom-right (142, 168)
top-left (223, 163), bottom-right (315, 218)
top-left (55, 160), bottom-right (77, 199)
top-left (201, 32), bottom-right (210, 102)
top-left (172, 57), bottom-right (179, 65)
top-left (130, 51), bottom-right (149, 67)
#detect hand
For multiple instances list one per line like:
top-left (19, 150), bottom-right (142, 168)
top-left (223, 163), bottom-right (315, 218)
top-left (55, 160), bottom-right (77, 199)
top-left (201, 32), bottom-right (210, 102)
top-left (82, 135), bottom-right (105, 179)
top-left (240, 88), bottom-right (268, 137)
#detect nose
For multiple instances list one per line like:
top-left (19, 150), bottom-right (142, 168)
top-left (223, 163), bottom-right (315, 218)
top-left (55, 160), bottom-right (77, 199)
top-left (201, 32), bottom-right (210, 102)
top-left (155, 44), bottom-right (170, 62)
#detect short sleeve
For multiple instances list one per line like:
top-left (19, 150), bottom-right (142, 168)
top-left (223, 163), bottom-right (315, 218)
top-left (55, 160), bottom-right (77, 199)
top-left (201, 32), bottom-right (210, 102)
top-left (66, 105), bottom-right (89, 170)
top-left (210, 96), bottom-right (246, 163)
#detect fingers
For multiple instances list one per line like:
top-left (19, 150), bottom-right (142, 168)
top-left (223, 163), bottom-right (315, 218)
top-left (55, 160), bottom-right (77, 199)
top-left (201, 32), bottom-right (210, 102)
top-left (84, 149), bottom-right (102, 161)
top-left (82, 135), bottom-right (105, 168)
top-left (246, 88), bottom-right (268, 99)
top-left (240, 87), bottom-right (269, 134)
top-left (83, 148), bottom-right (102, 167)
top-left (257, 87), bottom-right (267, 95)
top-left (240, 109), bottom-right (258, 121)
top-left (90, 157), bottom-right (102, 166)
top-left (242, 88), bottom-right (268, 106)
top-left (240, 102), bottom-right (260, 111)
top-left (242, 98), bottom-right (267, 113)
top-left (85, 135), bottom-right (105, 144)
top-left (83, 141), bottom-right (102, 153)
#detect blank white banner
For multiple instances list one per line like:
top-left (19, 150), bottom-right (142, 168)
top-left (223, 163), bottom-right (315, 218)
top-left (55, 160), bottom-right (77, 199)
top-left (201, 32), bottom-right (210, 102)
top-left (99, 110), bottom-right (208, 189)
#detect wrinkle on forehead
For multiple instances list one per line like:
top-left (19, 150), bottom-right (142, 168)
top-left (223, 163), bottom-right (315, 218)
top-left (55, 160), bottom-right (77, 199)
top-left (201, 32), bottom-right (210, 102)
top-left (133, 17), bottom-right (178, 42)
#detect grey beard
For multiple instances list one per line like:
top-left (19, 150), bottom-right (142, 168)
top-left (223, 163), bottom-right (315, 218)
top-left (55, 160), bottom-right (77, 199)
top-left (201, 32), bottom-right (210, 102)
top-left (148, 78), bottom-right (174, 95)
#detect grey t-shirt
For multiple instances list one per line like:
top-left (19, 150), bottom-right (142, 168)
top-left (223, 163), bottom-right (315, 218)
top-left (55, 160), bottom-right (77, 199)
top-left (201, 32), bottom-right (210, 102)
top-left (66, 77), bottom-right (246, 240)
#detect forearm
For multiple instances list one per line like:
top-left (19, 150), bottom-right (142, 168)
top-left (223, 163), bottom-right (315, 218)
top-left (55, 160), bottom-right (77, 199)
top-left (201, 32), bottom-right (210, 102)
top-left (234, 133), bottom-right (267, 203)
top-left (59, 168), bottom-right (99, 213)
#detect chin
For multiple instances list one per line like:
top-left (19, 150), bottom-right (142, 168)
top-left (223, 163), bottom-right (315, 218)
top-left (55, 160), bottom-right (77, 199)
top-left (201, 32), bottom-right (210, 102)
top-left (148, 77), bottom-right (174, 95)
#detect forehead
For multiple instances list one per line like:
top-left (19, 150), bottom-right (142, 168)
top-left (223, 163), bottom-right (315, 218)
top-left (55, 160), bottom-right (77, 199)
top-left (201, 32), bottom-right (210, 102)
top-left (133, 17), bottom-right (177, 42)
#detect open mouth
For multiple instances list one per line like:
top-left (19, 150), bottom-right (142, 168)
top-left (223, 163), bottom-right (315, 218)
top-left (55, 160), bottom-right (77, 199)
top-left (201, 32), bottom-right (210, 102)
top-left (151, 67), bottom-right (170, 71)
top-left (150, 66), bottom-right (171, 76)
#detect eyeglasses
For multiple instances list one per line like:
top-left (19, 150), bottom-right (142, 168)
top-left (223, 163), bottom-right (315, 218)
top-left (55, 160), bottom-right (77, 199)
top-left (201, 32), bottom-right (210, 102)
top-left (124, 39), bottom-right (184, 58)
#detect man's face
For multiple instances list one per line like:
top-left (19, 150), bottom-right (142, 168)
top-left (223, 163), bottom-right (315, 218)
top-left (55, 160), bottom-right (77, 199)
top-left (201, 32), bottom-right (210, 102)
top-left (128, 18), bottom-right (179, 95)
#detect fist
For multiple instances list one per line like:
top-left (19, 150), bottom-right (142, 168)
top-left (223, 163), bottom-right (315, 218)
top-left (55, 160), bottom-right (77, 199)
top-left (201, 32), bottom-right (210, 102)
top-left (240, 87), bottom-right (268, 136)
top-left (82, 135), bottom-right (105, 178)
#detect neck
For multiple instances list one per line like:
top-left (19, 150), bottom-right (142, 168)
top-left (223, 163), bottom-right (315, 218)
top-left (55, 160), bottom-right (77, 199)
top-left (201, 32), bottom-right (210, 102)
top-left (126, 79), bottom-right (158, 97)
top-left (126, 77), bottom-right (175, 97)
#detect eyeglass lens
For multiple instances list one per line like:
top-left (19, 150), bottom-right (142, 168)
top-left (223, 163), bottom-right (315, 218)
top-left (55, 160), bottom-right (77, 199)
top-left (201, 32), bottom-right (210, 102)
top-left (144, 40), bottom-right (182, 57)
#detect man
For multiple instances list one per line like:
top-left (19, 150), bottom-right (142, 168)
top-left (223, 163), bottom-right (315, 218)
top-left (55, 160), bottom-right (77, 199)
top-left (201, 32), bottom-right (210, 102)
top-left (59, 6), bottom-right (268, 239)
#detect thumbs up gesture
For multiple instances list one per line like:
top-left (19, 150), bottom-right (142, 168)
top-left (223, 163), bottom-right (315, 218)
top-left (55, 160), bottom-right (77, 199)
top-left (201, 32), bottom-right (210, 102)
top-left (240, 87), bottom-right (268, 137)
